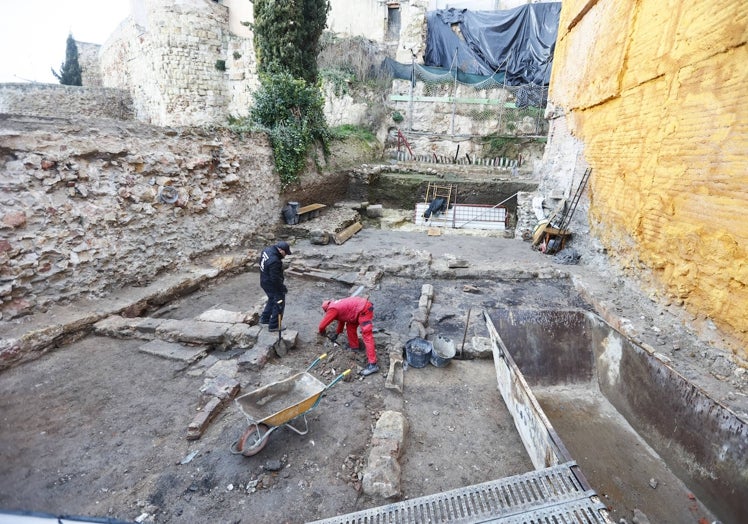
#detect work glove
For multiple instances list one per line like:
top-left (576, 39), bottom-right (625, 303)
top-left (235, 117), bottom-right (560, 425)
top-left (327, 332), bottom-right (339, 343)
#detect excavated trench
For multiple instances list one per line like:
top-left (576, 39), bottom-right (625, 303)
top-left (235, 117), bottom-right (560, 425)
top-left (321, 273), bottom-right (735, 524)
top-left (277, 168), bottom-right (745, 523)
top-left (1, 172), bottom-right (743, 523)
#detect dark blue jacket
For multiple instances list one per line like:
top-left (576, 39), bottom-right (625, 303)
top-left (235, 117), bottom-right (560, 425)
top-left (259, 246), bottom-right (285, 294)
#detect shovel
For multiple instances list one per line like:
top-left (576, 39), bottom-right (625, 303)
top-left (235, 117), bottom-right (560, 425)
top-left (454, 307), bottom-right (474, 360)
top-left (274, 299), bottom-right (289, 357)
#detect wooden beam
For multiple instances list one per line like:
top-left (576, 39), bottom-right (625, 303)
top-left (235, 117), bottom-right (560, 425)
top-left (334, 222), bottom-right (363, 245)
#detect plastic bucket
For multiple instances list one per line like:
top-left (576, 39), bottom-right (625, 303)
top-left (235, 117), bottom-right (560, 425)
top-left (430, 334), bottom-right (456, 367)
top-left (404, 338), bottom-right (432, 368)
top-left (282, 202), bottom-right (300, 225)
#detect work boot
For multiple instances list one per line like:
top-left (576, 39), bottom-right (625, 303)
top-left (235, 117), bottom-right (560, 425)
top-left (360, 363), bottom-right (379, 376)
top-left (259, 318), bottom-right (269, 325)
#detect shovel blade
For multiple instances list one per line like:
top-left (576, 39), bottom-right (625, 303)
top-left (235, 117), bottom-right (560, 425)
top-left (275, 339), bottom-right (289, 357)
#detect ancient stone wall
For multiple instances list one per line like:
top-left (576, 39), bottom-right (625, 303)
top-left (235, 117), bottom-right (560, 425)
top-left (76, 41), bottom-right (103, 87)
top-left (548, 0), bottom-right (748, 356)
top-left (0, 84), bottom-right (134, 120)
top-left (0, 115), bottom-right (279, 320)
top-left (101, 0), bottom-right (258, 126)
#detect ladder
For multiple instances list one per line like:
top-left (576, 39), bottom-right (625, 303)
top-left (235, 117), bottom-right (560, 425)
top-left (555, 167), bottom-right (592, 232)
top-left (424, 182), bottom-right (456, 210)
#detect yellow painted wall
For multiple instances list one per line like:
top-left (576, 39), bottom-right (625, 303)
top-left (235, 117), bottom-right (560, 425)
top-left (549, 0), bottom-right (748, 357)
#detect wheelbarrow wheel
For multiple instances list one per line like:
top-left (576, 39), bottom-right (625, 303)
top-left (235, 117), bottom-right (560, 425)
top-left (237, 423), bottom-right (270, 456)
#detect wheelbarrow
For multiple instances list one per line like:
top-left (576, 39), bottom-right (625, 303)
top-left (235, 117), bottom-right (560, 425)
top-left (230, 354), bottom-right (350, 456)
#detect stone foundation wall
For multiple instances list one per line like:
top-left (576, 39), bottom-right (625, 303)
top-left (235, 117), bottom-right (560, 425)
top-left (0, 115), bottom-right (279, 320)
top-left (0, 84), bottom-right (134, 120)
top-left (548, 0), bottom-right (748, 356)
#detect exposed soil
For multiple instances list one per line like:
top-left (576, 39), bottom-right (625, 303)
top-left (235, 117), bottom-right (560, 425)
top-left (0, 224), bottom-right (743, 524)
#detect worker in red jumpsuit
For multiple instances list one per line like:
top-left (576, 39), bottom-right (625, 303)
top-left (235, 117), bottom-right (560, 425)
top-left (318, 296), bottom-right (379, 376)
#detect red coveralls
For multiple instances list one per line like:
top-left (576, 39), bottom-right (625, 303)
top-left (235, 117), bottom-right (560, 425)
top-left (318, 297), bottom-right (376, 365)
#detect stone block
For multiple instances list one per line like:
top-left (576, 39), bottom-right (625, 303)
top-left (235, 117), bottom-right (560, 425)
top-left (470, 336), bottom-right (493, 359)
top-left (237, 345), bottom-right (272, 372)
top-left (310, 229), bottom-right (330, 245)
top-left (187, 396), bottom-right (223, 441)
top-left (372, 410), bottom-right (408, 448)
top-left (138, 340), bottom-right (208, 363)
top-left (362, 453), bottom-right (401, 499)
top-left (365, 204), bottom-right (383, 218)
top-left (205, 359), bottom-right (239, 379)
top-left (156, 318), bottom-right (229, 345)
top-left (200, 374), bottom-right (240, 400)
top-left (195, 308), bottom-right (248, 324)
top-left (418, 294), bottom-right (431, 311)
top-left (223, 323), bottom-right (260, 349)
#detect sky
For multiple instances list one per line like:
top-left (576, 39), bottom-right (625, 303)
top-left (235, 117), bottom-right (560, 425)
top-left (0, 0), bottom-right (131, 83)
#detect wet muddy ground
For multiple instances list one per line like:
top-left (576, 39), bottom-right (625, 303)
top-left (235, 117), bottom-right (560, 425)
top-left (0, 227), bottom-right (739, 523)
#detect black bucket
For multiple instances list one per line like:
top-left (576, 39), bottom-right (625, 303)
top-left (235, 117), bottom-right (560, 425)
top-left (282, 202), bottom-right (300, 225)
top-left (430, 334), bottom-right (456, 367)
top-left (404, 338), bottom-right (432, 368)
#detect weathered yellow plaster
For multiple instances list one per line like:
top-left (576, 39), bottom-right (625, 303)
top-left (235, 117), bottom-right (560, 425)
top-left (550, 0), bottom-right (748, 357)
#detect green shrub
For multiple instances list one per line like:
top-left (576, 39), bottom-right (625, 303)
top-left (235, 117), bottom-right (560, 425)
top-left (251, 72), bottom-right (330, 189)
top-left (330, 125), bottom-right (376, 141)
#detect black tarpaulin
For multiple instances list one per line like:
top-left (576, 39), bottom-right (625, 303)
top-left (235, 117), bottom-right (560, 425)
top-left (424, 3), bottom-right (561, 86)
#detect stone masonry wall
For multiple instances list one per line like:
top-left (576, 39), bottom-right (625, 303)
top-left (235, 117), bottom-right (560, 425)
top-left (76, 41), bottom-right (103, 87)
top-left (101, 0), bottom-right (258, 126)
top-left (548, 0), bottom-right (748, 356)
top-left (0, 115), bottom-right (279, 320)
top-left (0, 84), bottom-right (134, 120)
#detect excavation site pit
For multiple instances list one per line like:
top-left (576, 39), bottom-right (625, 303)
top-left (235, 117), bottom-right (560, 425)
top-left (1, 227), bottom-right (743, 524)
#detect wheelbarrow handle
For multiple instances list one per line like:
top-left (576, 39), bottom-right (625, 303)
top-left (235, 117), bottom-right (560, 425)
top-left (306, 353), bottom-right (328, 372)
top-left (327, 369), bottom-right (351, 389)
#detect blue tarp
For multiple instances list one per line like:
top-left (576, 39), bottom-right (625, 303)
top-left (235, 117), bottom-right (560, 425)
top-left (424, 3), bottom-right (562, 86)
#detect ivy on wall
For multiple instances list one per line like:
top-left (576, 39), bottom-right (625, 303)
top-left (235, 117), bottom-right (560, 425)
top-left (250, 72), bottom-right (330, 189)
top-left (248, 0), bottom-right (331, 188)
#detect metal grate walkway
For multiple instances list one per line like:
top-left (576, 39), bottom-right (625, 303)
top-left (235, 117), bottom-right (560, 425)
top-left (310, 461), bottom-right (611, 524)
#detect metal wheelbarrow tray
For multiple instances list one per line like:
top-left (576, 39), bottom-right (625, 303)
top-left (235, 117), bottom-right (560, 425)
top-left (231, 354), bottom-right (349, 456)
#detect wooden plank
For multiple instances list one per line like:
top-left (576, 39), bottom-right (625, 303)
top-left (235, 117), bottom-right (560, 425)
top-left (334, 222), bottom-right (363, 245)
top-left (531, 199), bottom-right (566, 246)
top-left (298, 203), bottom-right (326, 215)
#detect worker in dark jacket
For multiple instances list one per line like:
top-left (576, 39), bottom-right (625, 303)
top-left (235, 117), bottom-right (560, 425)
top-left (259, 241), bottom-right (291, 332)
top-left (318, 296), bottom-right (379, 376)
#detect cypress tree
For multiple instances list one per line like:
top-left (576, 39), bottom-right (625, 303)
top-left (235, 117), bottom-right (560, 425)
top-left (253, 0), bottom-right (330, 84)
top-left (52, 34), bottom-right (82, 86)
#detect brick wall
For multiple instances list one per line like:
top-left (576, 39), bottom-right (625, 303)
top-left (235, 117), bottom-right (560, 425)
top-left (548, 0), bottom-right (748, 356)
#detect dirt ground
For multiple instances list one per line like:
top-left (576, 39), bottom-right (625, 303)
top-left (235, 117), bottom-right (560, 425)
top-left (0, 224), bottom-right (743, 524)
